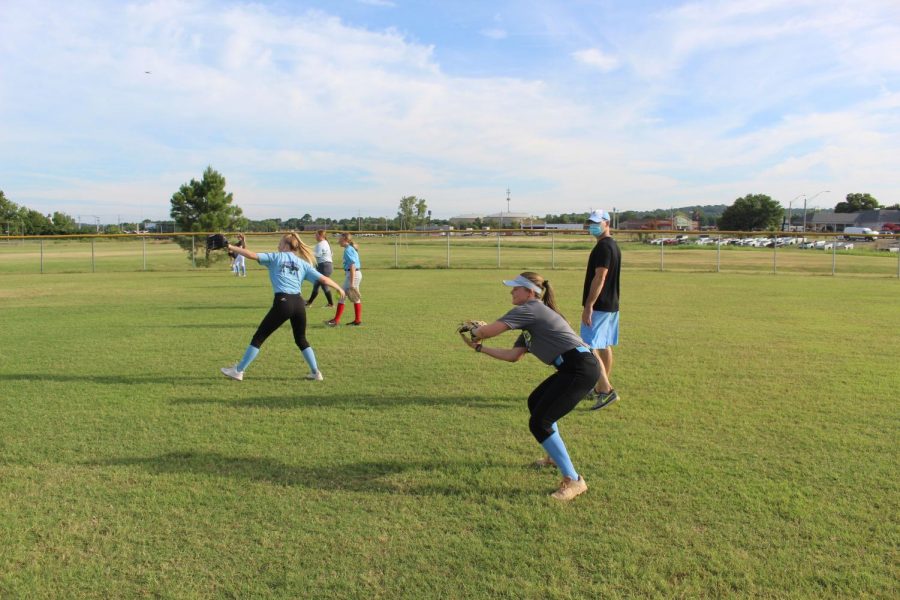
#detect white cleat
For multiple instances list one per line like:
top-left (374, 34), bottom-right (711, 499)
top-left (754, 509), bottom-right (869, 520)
top-left (305, 370), bottom-right (324, 381)
top-left (220, 366), bottom-right (244, 381)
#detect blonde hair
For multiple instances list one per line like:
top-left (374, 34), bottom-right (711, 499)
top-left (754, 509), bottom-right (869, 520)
top-left (282, 232), bottom-right (315, 265)
top-left (316, 229), bottom-right (327, 238)
top-left (340, 232), bottom-right (358, 249)
top-left (518, 271), bottom-right (562, 316)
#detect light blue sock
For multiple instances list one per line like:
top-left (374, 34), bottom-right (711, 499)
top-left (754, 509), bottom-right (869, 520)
top-left (541, 432), bottom-right (578, 480)
top-left (551, 422), bottom-right (558, 434)
top-left (301, 347), bottom-right (319, 374)
top-left (236, 345), bottom-right (259, 372)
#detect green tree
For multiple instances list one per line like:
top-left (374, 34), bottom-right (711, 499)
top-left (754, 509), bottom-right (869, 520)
top-left (718, 194), bottom-right (783, 231)
top-left (835, 193), bottom-right (881, 213)
top-left (169, 166), bottom-right (246, 265)
top-left (21, 210), bottom-right (53, 235)
top-left (397, 196), bottom-right (418, 230)
top-left (415, 198), bottom-right (428, 227)
top-left (50, 212), bottom-right (78, 234)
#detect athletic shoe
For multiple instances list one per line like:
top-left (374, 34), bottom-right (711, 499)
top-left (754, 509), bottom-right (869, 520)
top-left (325, 319), bottom-right (338, 327)
top-left (590, 389), bottom-right (619, 411)
top-left (551, 476), bottom-right (588, 501)
top-left (220, 366), bottom-right (244, 381)
top-left (324, 304), bottom-right (334, 308)
top-left (532, 456), bottom-right (556, 469)
top-left (346, 321), bottom-right (362, 326)
top-left (305, 371), bottom-right (324, 381)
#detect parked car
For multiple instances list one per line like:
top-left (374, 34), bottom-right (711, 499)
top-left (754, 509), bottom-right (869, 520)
top-left (843, 227), bottom-right (878, 240)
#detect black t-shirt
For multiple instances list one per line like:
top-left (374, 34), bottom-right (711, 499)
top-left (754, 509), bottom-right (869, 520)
top-left (582, 236), bottom-right (621, 312)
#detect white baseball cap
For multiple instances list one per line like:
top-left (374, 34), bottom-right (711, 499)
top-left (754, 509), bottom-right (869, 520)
top-left (502, 275), bottom-right (543, 294)
top-left (587, 209), bottom-right (610, 223)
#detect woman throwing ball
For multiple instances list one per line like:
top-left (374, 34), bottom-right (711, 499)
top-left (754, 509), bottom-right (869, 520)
top-left (461, 272), bottom-right (600, 501)
top-left (221, 232), bottom-right (345, 382)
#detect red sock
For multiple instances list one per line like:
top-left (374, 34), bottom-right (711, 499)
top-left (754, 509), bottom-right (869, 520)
top-left (353, 303), bottom-right (362, 323)
top-left (334, 303), bottom-right (345, 322)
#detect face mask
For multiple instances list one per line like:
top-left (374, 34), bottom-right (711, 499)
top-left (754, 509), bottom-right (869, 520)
top-left (589, 224), bottom-right (603, 237)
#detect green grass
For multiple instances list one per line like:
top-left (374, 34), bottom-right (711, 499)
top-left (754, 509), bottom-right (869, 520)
top-left (1, 267), bottom-right (897, 598)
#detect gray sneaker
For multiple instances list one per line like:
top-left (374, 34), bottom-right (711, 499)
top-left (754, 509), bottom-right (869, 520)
top-left (590, 389), bottom-right (619, 410)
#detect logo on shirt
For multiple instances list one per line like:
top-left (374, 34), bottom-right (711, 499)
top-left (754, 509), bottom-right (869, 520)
top-left (280, 261), bottom-right (300, 276)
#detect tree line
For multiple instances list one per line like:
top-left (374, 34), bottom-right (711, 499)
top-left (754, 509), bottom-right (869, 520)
top-left (2, 165), bottom-right (896, 239)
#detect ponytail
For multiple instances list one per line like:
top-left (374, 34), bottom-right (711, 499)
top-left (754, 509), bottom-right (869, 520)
top-left (282, 232), bottom-right (316, 265)
top-left (341, 232), bottom-right (358, 249)
top-left (519, 271), bottom-right (562, 316)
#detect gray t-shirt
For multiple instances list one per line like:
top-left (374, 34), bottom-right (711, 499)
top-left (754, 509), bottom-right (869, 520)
top-left (499, 300), bottom-right (587, 366)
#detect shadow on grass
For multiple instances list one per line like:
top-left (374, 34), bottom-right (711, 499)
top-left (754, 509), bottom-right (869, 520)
top-left (146, 323), bottom-right (249, 329)
top-left (169, 392), bottom-right (512, 410)
top-left (176, 305), bottom-right (259, 310)
top-left (86, 451), bottom-right (529, 497)
top-left (0, 373), bottom-right (217, 385)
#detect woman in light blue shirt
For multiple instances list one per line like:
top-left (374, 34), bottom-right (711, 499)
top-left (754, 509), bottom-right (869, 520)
top-left (221, 232), bottom-right (345, 381)
top-left (326, 232), bottom-right (363, 326)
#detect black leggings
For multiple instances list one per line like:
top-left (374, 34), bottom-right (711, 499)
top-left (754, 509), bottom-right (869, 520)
top-left (250, 293), bottom-right (310, 350)
top-left (307, 262), bottom-right (334, 305)
top-left (527, 350), bottom-right (601, 443)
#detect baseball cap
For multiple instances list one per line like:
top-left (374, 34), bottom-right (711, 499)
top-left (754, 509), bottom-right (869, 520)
top-left (587, 209), bottom-right (610, 223)
top-left (502, 275), bottom-right (543, 294)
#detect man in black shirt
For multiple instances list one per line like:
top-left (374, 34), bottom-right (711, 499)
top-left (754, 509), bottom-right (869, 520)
top-left (580, 209), bottom-right (621, 410)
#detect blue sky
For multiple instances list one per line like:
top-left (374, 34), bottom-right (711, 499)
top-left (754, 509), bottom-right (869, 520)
top-left (1, 0), bottom-right (898, 223)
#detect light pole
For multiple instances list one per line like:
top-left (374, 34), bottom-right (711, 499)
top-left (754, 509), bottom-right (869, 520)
top-left (803, 190), bottom-right (831, 233)
top-left (506, 187), bottom-right (511, 230)
top-left (785, 194), bottom-right (804, 231)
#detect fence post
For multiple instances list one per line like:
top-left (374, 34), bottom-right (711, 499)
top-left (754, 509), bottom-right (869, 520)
top-left (832, 234), bottom-right (837, 276)
top-left (91, 238), bottom-right (96, 273)
top-left (40, 238), bottom-right (44, 274)
top-left (772, 236), bottom-right (777, 274)
top-left (191, 235), bottom-right (196, 269)
top-left (142, 236), bottom-right (146, 271)
top-left (660, 239), bottom-right (665, 271)
top-left (716, 235), bottom-right (721, 273)
top-left (447, 231), bottom-right (450, 268)
top-left (497, 232), bottom-right (501, 268)
top-left (551, 232), bottom-right (555, 270)
top-left (394, 234), bottom-right (399, 268)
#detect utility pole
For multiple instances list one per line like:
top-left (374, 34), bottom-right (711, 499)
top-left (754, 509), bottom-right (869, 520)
top-left (505, 187), bottom-right (511, 229)
top-left (803, 190), bottom-right (831, 233)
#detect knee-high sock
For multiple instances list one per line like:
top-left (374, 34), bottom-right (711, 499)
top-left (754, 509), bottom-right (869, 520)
top-left (236, 345), bottom-right (260, 372)
top-left (353, 302), bottom-right (362, 322)
top-left (333, 303), bottom-right (345, 322)
top-left (301, 347), bottom-right (318, 374)
top-left (540, 432), bottom-right (578, 480)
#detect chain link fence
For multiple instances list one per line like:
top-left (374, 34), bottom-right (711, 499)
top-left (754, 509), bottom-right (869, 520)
top-left (1, 230), bottom-right (898, 278)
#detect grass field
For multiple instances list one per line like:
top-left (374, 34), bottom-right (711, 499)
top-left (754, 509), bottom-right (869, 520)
top-left (1, 264), bottom-right (898, 598)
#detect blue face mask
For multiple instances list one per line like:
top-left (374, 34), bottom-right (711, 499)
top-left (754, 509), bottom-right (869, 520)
top-left (589, 224), bottom-right (603, 237)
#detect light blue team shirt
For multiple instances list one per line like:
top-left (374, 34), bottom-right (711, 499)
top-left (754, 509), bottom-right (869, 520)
top-left (257, 252), bottom-right (321, 294)
top-left (342, 245), bottom-right (361, 271)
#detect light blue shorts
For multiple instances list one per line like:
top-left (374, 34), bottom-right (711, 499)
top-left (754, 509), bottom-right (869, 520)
top-left (580, 311), bottom-right (619, 350)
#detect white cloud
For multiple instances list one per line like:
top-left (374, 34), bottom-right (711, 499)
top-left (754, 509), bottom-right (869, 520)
top-left (481, 28), bottom-right (508, 40)
top-left (572, 48), bottom-right (619, 72)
